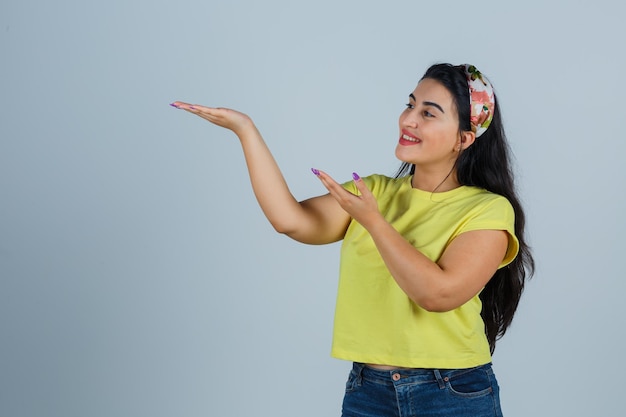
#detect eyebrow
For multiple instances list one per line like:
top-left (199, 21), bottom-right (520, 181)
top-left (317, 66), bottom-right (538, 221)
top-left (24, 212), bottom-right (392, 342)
top-left (409, 94), bottom-right (445, 114)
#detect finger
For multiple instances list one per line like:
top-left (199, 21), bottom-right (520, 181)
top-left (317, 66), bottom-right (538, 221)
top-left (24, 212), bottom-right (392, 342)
top-left (170, 102), bottom-right (214, 113)
top-left (170, 101), bottom-right (202, 110)
top-left (351, 172), bottom-right (372, 198)
top-left (314, 169), bottom-right (360, 207)
top-left (173, 103), bottom-right (226, 124)
top-left (314, 170), bottom-right (343, 193)
top-left (186, 104), bottom-right (212, 113)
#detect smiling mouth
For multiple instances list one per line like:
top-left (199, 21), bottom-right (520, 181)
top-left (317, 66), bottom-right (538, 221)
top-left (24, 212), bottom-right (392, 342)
top-left (399, 133), bottom-right (421, 145)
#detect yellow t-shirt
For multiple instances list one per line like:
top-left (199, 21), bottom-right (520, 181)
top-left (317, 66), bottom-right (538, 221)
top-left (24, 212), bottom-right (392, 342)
top-left (331, 174), bottom-right (519, 369)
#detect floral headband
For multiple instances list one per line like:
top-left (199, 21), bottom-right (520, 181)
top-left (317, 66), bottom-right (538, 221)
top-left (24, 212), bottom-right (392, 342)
top-left (460, 64), bottom-right (495, 137)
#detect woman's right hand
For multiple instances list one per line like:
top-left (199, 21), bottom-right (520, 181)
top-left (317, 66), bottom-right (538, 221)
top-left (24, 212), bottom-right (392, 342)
top-left (170, 100), bottom-right (350, 244)
top-left (170, 102), bottom-right (254, 137)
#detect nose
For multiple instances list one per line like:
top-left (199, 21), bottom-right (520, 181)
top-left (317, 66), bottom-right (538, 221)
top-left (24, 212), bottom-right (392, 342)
top-left (400, 108), bottom-right (418, 129)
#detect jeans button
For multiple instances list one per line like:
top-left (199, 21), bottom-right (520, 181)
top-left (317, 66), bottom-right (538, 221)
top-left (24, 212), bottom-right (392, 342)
top-left (392, 373), bottom-right (401, 381)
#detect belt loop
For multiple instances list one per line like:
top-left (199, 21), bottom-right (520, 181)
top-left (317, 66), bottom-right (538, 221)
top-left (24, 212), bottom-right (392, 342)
top-left (433, 369), bottom-right (446, 390)
top-left (353, 362), bottom-right (364, 385)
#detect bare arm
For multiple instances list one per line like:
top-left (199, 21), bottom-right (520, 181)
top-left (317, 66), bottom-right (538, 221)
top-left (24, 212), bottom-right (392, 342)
top-left (171, 103), bottom-right (350, 244)
top-left (314, 170), bottom-right (508, 312)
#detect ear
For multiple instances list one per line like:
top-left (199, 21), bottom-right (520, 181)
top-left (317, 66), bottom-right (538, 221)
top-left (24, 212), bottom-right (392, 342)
top-left (460, 131), bottom-right (476, 150)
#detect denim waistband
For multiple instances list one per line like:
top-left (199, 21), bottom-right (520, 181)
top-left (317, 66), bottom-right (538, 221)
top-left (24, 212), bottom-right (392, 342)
top-left (351, 362), bottom-right (494, 388)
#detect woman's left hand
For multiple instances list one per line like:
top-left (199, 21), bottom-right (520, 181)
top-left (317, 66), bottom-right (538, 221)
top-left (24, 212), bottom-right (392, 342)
top-left (313, 170), bottom-right (382, 228)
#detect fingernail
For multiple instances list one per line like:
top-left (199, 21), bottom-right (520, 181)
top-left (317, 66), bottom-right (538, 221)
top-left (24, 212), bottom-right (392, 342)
top-left (352, 172), bottom-right (361, 181)
top-left (169, 103), bottom-right (179, 108)
top-left (311, 168), bottom-right (320, 176)
top-left (189, 105), bottom-right (196, 110)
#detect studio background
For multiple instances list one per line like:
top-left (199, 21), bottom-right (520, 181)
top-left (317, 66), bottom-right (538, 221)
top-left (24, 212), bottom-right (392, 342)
top-left (1, 1), bottom-right (624, 416)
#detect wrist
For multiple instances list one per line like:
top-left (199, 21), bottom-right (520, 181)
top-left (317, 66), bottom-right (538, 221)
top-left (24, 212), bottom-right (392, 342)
top-left (359, 211), bottom-right (387, 232)
top-left (235, 120), bottom-right (260, 141)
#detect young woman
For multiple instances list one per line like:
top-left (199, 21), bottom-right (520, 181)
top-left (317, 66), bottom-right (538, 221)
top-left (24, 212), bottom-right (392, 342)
top-left (171, 63), bottom-right (534, 417)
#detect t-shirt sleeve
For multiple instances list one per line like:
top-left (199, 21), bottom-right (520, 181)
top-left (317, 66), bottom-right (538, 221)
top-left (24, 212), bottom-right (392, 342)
top-left (341, 179), bottom-right (357, 194)
top-left (459, 196), bottom-right (520, 268)
top-left (341, 175), bottom-right (379, 196)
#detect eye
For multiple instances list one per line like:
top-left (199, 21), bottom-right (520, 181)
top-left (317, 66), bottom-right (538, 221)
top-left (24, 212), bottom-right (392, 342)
top-left (405, 103), bottom-right (414, 109)
top-left (423, 110), bottom-right (434, 117)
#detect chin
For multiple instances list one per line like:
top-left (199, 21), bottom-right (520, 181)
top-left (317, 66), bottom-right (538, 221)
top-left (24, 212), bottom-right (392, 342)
top-left (394, 145), bottom-right (404, 160)
top-left (394, 147), bottom-right (414, 164)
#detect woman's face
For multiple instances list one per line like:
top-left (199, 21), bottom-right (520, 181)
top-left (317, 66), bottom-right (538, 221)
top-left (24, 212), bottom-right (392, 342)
top-left (395, 78), bottom-right (464, 169)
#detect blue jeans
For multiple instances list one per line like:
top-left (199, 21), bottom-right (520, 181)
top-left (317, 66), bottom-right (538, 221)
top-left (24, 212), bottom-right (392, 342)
top-left (341, 362), bottom-right (503, 417)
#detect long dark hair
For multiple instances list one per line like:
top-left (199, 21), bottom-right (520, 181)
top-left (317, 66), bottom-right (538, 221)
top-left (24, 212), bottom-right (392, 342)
top-left (396, 63), bottom-right (535, 353)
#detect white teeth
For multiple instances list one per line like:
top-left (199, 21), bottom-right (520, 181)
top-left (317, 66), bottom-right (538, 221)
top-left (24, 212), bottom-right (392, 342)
top-left (403, 134), bottom-right (419, 142)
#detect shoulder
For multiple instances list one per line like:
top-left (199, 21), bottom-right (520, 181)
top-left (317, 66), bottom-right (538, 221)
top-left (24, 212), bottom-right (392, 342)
top-left (343, 174), bottom-right (407, 195)
top-left (362, 174), bottom-right (403, 189)
top-left (456, 187), bottom-right (518, 267)
top-left (459, 187), bottom-right (514, 214)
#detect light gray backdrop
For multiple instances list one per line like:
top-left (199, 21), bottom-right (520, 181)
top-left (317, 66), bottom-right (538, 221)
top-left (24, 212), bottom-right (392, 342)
top-left (1, 1), bottom-right (624, 416)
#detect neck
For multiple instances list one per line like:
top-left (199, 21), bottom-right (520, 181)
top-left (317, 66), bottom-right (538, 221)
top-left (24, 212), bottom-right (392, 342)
top-left (410, 168), bottom-right (461, 192)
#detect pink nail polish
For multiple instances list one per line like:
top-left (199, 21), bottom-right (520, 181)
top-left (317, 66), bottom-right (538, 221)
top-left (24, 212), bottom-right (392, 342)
top-left (311, 168), bottom-right (320, 176)
top-left (352, 172), bottom-right (361, 181)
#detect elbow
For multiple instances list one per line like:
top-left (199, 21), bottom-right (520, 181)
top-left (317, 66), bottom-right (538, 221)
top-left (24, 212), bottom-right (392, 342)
top-left (271, 222), bottom-right (298, 238)
top-left (270, 221), bottom-right (307, 242)
top-left (267, 216), bottom-right (298, 235)
top-left (271, 222), bottom-right (292, 235)
top-left (412, 291), bottom-right (458, 313)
